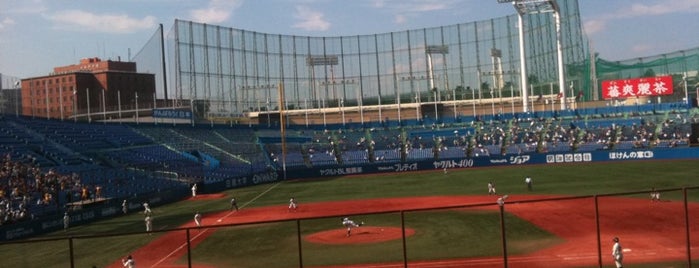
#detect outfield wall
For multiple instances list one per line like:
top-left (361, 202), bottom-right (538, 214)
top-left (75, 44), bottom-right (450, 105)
top-left (290, 147), bottom-right (699, 179)
top-left (209, 147), bottom-right (699, 188)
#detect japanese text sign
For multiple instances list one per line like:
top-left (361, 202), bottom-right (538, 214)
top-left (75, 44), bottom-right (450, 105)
top-left (601, 75), bottom-right (673, 99)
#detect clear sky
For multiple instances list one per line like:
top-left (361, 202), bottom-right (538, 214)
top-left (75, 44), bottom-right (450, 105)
top-left (1, 0), bottom-right (698, 79)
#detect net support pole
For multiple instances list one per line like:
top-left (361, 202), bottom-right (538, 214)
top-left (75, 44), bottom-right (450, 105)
top-left (186, 229), bottom-right (192, 268)
top-left (69, 237), bottom-right (75, 268)
top-left (160, 23), bottom-right (169, 101)
top-left (499, 202), bottom-right (508, 268)
top-left (554, 10), bottom-right (566, 110)
top-left (278, 84), bottom-right (287, 180)
top-left (684, 188), bottom-right (692, 267)
top-left (594, 195), bottom-right (602, 268)
top-left (517, 12), bottom-right (529, 113)
top-left (401, 211), bottom-right (408, 268)
top-left (296, 219), bottom-right (303, 268)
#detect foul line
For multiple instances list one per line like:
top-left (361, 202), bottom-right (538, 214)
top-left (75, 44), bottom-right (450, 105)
top-left (215, 181), bottom-right (282, 222)
top-left (149, 229), bottom-right (210, 268)
top-left (149, 181), bottom-right (283, 268)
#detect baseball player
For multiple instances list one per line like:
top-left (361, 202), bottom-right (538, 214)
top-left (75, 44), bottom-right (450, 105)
top-left (122, 255), bottom-right (135, 268)
top-left (288, 197), bottom-right (298, 212)
top-left (63, 212), bottom-right (70, 231)
top-left (122, 200), bottom-right (128, 214)
top-left (650, 187), bottom-right (660, 202)
top-left (145, 216), bottom-right (153, 233)
top-left (525, 176), bottom-right (533, 191)
top-left (612, 237), bottom-right (623, 268)
top-left (487, 181), bottom-right (497, 195)
top-left (143, 202), bottom-right (152, 216)
top-left (191, 184), bottom-right (197, 197)
top-left (342, 217), bottom-right (364, 237)
top-left (230, 197), bottom-right (239, 211)
top-left (194, 212), bottom-right (202, 227)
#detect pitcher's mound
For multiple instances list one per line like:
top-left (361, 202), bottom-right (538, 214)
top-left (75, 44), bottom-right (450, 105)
top-left (305, 227), bottom-right (415, 245)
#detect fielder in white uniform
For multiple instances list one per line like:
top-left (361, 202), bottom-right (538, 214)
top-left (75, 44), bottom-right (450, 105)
top-left (63, 212), bottom-right (70, 231)
top-left (145, 216), bottom-right (153, 233)
top-left (143, 202), bottom-right (152, 216)
top-left (525, 176), bottom-right (533, 191)
top-left (122, 200), bottom-right (128, 214)
top-left (194, 212), bottom-right (202, 227)
top-left (122, 255), bottom-right (135, 268)
top-left (288, 197), bottom-right (298, 211)
top-left (650, 188), bottom-right (660, 202)
top-left (487, 181), bottom-right (497, 195)
top-left (342, 217), bottom-right (363, 237)
top-left (612, 237), bottom-right (623, 268)
top-left (191, 184), bottom-right (197, 197)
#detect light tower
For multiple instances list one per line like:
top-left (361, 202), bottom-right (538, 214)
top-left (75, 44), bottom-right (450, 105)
top-left (306, 55), bottom-right (339, 108)
top-left (497, 0), bottom-right (566, 112)
top-left (425, 45), bottom-right (449, 121)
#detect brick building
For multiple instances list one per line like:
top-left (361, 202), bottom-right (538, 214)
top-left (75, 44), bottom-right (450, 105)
top-left (20, 57), bottom-right (155, 120)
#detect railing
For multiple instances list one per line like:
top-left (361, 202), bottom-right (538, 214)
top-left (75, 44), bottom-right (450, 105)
top-left (3, 186), bottom-right (699, 268)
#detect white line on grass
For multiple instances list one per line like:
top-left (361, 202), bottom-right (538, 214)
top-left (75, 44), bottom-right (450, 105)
top-left (149, 228), bottom-right (210, 268)
top-left (150, 182), bottom-right (283, 267)
top-left (215, 181), bottom-right (282, 222)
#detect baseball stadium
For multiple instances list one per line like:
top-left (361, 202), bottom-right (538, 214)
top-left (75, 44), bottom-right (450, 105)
top-left (2, 0), bottom-right (699, 267)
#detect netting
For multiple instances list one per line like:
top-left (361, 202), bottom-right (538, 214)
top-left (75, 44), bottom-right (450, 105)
top-left (161, 0), bottom-right (587, 116)
top-left (568, 46), bottom-right (699, 102)
top-left (128, 0), bottom-right (699, 120)
top-left (132, 25), bottom-right (166, 100)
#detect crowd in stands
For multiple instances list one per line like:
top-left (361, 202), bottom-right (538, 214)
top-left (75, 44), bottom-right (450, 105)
top-left (262, 108), bottom-right (697, 167)
top-left (0, 153), bottom-right (85, 225)
top-left (0, 102), bottom-right (697, 228)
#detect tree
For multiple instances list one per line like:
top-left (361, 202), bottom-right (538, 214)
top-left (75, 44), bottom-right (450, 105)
top-left (643, 68), bottom-right (656, 78)
top-left (454, 85), bottom-right (466, 100)
top-left (480, 82), bottom-right (492, 98)
top-left (480, 81), bottom-right (490, 91)
top-left (527, 74), bottom-right (539, 85)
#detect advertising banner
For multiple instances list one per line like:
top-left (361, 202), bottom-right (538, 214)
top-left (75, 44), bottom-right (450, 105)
top-left (601, 75), bottom-right (673, 100)
top-left (152, 108), bottom-right (193, 119)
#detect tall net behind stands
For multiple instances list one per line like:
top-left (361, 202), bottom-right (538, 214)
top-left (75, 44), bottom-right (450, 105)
top-left (164, 0), bottom-right (589, 122)
top-left (132, 24), bottom-right (166, 102)
top-left (568, 46), bottom-right (699, 103)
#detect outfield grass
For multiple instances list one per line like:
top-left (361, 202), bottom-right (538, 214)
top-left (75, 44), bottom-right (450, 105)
top-left (2, 159), bottom-right (699, 267)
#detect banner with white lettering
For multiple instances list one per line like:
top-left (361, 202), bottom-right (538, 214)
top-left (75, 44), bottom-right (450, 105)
top-left (601, 75), bottom-right (673, 100)
top-left (152, 108), bottom-right (193, 119)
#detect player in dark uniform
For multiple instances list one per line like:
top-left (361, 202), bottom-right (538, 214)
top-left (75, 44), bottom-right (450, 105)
top-left (230, 197), bottom-right (239, 211)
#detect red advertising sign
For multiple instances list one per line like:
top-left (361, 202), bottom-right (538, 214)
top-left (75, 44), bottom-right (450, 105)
top-left (601, 75), bottom-right (673, 99)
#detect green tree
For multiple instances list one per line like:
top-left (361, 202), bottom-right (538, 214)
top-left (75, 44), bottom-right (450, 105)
top-left (480, 81), bottom-right (490, 91)
top-left (454, 85), bottom-right (466, 100)
top-left (527, 74), bottom-right (539, 85)
top-left (643, 68), bottom-right (656, 78)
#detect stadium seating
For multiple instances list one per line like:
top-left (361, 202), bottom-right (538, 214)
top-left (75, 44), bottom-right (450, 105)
top-left (0, 101), bottom-right (696, 227)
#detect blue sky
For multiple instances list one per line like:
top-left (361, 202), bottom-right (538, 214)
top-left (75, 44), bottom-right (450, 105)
top-left (1, 0), bottom-right (698, 79)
